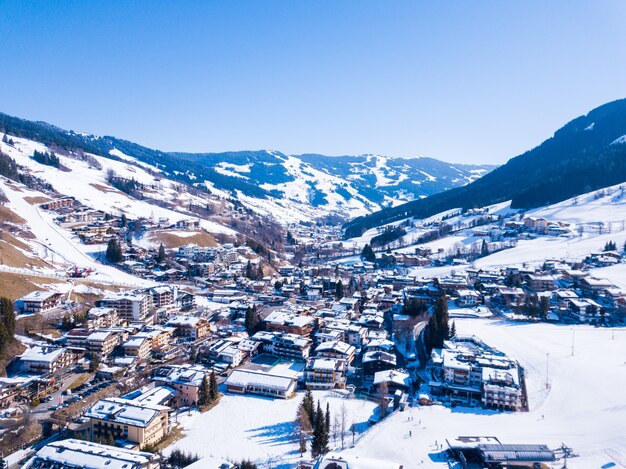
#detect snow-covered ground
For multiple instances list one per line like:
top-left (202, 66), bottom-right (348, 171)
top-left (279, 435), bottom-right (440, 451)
top-left (0, 136), bottom-right (234, 236)
top-left (338, 319), bottom-right (626, 468)
top-left (167, 390), bottom-right (377, 468)
top-left (0, 179), bottom-right (153, 287)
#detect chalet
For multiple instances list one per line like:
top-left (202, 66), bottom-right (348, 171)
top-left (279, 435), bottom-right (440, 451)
top-left (251, 331), bottom-right (312, 361)
top-left (362, 350), bottom-right (397, 375)
top-left (525, 274), bottom-right (556, 292)
top-left (372, 369), bottom-right (412, 395)
top-left (456, 289), bottom-right (480, 307)
top-left (568, 298), bottom-right (601, 323)
top-left (149, 286), bottom-right (176, 310)
top-left (314, 340), bottom-right (356, 365)
top-left (20, 346), bottom-right (79, 375)
top-left (263, 310), bottom-right (317, 337)
top-left (304, 358), bottom-right (347, 390)
top-left (165, 316), bottom-right (210, 340)
top-left (580, 277), bottom-right (616, 297)
top-left (40, 198), bottom-right (74, 210)
top-left (429, 336), bottom-right (522, 411)
top-left (18, 291), bottom-right (63, 314)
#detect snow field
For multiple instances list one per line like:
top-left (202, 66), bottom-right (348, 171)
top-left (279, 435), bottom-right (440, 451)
top-left (167, 391), bottom-right (377, 467)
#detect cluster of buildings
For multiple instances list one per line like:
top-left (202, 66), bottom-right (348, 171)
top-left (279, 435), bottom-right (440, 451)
top-left (428, 336), bottom-right (524, 411)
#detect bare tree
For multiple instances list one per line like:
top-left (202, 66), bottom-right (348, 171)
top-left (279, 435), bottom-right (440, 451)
top-left (332, 413), bottom-right (340, 446)
top-left (340, 403), bottom-right (348, 449)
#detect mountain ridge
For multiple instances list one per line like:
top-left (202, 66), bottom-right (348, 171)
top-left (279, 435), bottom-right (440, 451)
top-left (344, 97), bottom-right (626, 237)
top-left (0, 111), bottom-right (493, 222)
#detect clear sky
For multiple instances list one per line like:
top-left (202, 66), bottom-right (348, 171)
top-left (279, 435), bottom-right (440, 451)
top-left (1, 1), bottom-right (626, 164)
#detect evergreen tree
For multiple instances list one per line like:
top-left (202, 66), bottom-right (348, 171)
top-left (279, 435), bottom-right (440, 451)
top-left (209, 371), bottom-right (219, 401)
top-left (2, 134), bottom-right (8, 144)
top-left (481, 239), bottom-right (489, 256)
top-left (311, 400), bottom-right (329, 458)
top-left (244, 306), bottom-right (259, 335)
top-left (157, 243), bottom-right (166, 263)
top-left (198, 374), bottom-right (211, 407)
top-left (245, 260), bottom-right (253, 279)
top-left (88, 353), bottom-right (100, 373)
top-left (335, 280), bottom-right (344, 300)
top-left (426, 294), bottom-right (450, 351)
top-left (325, 402), bottom-right (331, 435)
top-left (0, 297), bottom-right (15, 336)
top-left (450, 320), bottom-right (456, 338)
top-left (235, 461), bottom-right (258, 469)
top-left (105, 237), bottom-right (123, 263)
top-left (604, 240), bottom-right (617, 252)
top-left (403, 297), bottom-right (427, 317)
top-left (121, 213), bottom-right (127, 227)
top-left (539, 296), bottom-right (550, 320)
top-left (361, 243), bottom-right (376, 263)
top-left (302, 389), bottom-right (315, 426)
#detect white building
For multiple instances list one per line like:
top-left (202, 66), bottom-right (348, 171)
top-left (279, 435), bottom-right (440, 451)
top-left (23, 438), bottom-right (160, 469)
top-left (225, 368), bottom-right (297, 399)
top-left (428, 336), bottom-right (523, 411)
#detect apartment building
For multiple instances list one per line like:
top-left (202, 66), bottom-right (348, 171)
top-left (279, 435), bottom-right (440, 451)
top-left (86, 398), bottom-right (170, 449)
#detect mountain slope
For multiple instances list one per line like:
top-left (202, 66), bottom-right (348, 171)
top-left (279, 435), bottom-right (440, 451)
top-left (344, 98), bottom-right (626, 237)
top-left (0, 111), bottom-right (493, 222)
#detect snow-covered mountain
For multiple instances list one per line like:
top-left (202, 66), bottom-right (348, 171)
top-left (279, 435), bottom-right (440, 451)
top-left (345, 97), bottom-right (626, 237)
top-left (0, 111), bottom-right (493, 223)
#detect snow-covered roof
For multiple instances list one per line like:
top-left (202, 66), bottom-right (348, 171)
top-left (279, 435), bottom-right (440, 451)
top-left (86, 397), bottom-right (169, 428)
top-left (225, 369), bottom-right (296, 392)
top-left (373, 370), bottom-right (411, 387)
top-left (27, 438), bottom-right (155, 469)
top-left (20, 346), bottom-right (67, 363)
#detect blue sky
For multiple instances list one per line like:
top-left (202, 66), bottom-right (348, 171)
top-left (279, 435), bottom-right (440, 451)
top-left (1, 1), bottom-right (625, 164)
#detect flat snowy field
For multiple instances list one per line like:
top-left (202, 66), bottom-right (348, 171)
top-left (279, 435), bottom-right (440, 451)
top-left (168, 320), bottom-right (625, 468)
top-left (167, 391), bottom-right (376, 468)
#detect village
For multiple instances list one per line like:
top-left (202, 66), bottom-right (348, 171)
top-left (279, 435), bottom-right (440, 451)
top-left (0, 195), bottom-right (624, 469)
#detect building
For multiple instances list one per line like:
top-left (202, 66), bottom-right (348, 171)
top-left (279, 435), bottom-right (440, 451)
top-left (525, 274), bottom-right (556, 292)
top-left (86, 307), bottom-right (119, 329)
top-left (314, 340), bottom-right (356, 365)
top-left (151, 364), bottom-right (209, 407)
top-left (455, 289), bottom-right (480, 307)
top-left (372, 370), bottom-right (412, 395)
top-left (428, 336), bottom-right (523, 411)
top-left (23, 438), bottom-right (161, 469)
top-left (149, 286), bottom-right (176, 311)
top-left (304, 358), bottom-right (347, 390)
top-left (251, 331), bottom-right (312, 361)
top-left (263, 310), bottom-right (318, 337)
top-left (122, 336), bottom-right (152, 360)
top-left (18, 291), bottom-right (64, 314)
top-left (362, 350), bottom-right (397, 375)
top-left (97, 292), bottom-right (153, 323)
top-left (165, 316), bottom-right (210, 340)
top-left (225, 368), bottom-right (297, 399)
top-left (568, 298), bottom-right (601, 323)
top-left (87, 331), bottom-right (121, 357)
top-left (86, 398), bottom-right (170, 449)
top-left (20, 346), bottom-right (79, 375)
